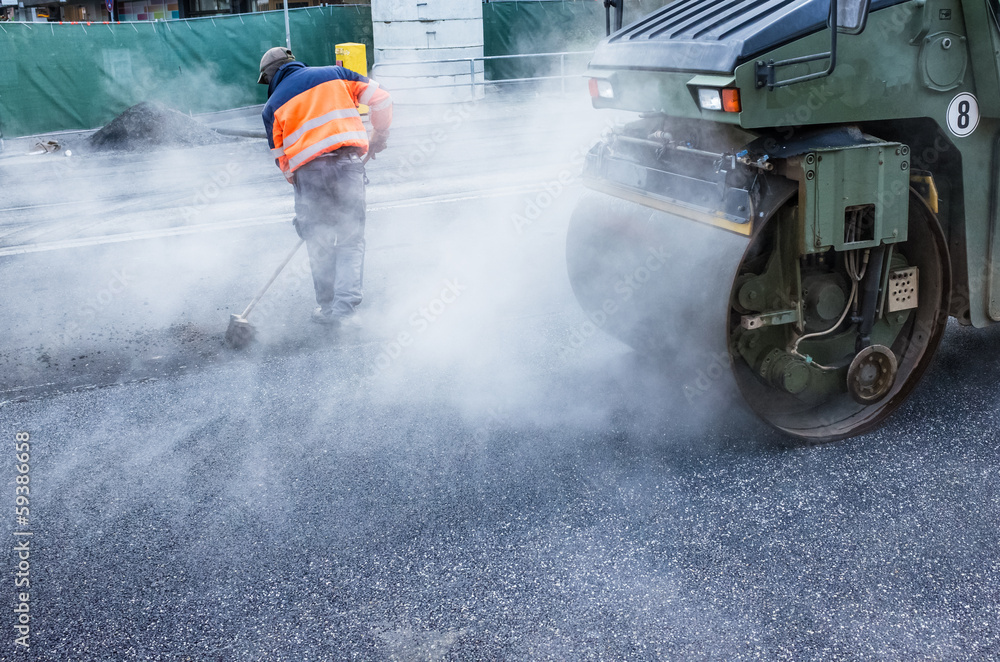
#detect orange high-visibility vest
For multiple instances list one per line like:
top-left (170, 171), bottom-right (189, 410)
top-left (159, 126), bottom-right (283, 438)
top-left (263, 62), bottom-right (392, 174)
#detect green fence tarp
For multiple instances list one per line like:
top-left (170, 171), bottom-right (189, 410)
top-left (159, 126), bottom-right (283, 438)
top-left (482, 1), bottom-right (604, 81)
top-left (0, 5), bottom-right (373, 138)
top-left (1, 0), bottom-right (676, 138)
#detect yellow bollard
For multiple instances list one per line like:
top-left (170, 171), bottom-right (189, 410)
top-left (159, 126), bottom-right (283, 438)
top-left (336, 43), bottom-right (369, 115)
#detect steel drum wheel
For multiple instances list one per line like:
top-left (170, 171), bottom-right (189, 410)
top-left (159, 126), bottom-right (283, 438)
top-left (728, 191), bottom-right (951, 442)
top-left (566, 193), bottom-right (747, 364)
top-left (566, 190), bottom-right (951, 442)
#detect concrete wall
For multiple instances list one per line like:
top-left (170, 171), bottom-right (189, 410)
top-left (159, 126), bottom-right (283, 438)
top-left (371, 0), bottom-right (484, 103)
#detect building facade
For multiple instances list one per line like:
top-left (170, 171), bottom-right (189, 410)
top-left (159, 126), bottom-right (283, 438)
top-left (1, 0), bottom-right (363, 23)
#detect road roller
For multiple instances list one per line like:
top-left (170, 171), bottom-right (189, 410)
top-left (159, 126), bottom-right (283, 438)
top-left (569, 0), bottom-right (1000, 440)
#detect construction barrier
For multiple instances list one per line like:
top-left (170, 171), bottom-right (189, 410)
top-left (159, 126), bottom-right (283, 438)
top-left (0, 0), bottom-right (664, 137)
top-left (0, 5), bottom-right (373, 138)
top-left (482, 0), bottom-right (605, 82)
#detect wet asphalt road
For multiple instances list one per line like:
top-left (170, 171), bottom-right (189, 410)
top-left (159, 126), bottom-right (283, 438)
top-left (1, 98), bottom-right (999, 660)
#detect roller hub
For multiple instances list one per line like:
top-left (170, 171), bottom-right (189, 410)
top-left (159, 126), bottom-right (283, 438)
top-left (847, 345), bottom-right (898, 404)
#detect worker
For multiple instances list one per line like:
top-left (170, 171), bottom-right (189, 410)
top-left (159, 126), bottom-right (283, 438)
top-left (258, 46), bottom-right (392, 327)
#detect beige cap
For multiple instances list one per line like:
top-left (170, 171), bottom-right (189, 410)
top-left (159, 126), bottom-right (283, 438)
top-left (258, 47), bottom-right (294, 85)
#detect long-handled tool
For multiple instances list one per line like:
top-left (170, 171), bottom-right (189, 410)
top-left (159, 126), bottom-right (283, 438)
top-left (225, 238), bottom-right (305, 349)
top-left (226, 150), bottom-right (375, 349)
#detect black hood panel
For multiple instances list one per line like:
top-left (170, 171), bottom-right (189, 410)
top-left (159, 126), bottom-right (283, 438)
top-left (589, 0), bottom-right (910, 74)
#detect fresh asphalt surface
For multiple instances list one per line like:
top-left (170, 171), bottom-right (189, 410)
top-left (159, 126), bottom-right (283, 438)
top-left (1, 96), bottom-right (999, 660)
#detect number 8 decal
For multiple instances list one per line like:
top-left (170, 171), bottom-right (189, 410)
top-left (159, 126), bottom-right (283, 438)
top-left (947, 93), bottom-right (980, 137)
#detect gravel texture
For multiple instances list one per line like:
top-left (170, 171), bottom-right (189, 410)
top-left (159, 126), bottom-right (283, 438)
top-left (89, 102), bottom-right (233, 152)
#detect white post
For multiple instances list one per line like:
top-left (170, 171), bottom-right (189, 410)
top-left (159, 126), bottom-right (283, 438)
top-left (560, 53), bottom-right (565, 95)
top-left (283, 0), bottom-right (291, 51)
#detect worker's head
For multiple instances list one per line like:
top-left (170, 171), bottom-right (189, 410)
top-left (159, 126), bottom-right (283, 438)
top-left (258, 47), bottom-right (295, 85)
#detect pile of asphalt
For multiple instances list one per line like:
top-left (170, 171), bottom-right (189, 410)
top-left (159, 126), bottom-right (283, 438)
top-left (88, 102), bottom-right (233, 152)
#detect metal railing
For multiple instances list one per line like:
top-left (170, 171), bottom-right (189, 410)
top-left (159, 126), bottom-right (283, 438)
top-left (370, 50), bottom-right (593, 96)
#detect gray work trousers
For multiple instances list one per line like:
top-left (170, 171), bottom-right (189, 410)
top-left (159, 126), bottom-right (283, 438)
top-left (292, 151), bottom-right (367, 317)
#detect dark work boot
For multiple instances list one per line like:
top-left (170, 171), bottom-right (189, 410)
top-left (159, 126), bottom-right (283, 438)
top-left (311, 307), bottom-right (339, 326)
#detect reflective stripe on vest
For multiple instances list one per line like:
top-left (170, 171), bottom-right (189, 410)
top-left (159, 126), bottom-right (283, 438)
top-left (369, 96), bottom-right (392, 112)
top-left (281, 108), bottom-right (359, 151)
top-left (358, 81), bottom-right (380, 107)
top-left (286, 130), bottom-right (369, 170)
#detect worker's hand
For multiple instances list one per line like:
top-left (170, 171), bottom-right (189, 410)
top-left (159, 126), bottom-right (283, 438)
top-left (369, 130), bottom-right (389, 154)
top-left (284, 171), bottom-right (295, 185)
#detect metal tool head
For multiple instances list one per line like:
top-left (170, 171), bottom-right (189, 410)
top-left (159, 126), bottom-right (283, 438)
top-left (225, 313), bottom-right (257, 350)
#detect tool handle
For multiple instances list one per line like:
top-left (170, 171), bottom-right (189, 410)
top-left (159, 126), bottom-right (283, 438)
top-left (240, 153), bottom-right (370, 320)
top-left (241, 238), bottom-right (305, 319)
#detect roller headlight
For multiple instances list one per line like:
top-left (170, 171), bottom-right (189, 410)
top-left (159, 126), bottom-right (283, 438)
top-left (588, 78), bottom-right (614, 100)
top-left (697, 87), bottom-right (742, 113)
